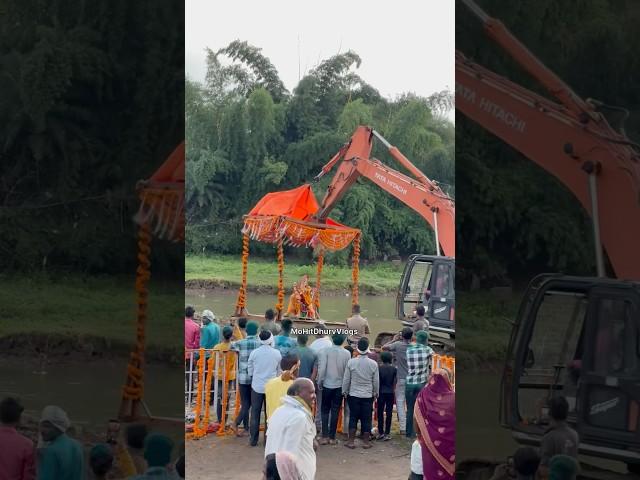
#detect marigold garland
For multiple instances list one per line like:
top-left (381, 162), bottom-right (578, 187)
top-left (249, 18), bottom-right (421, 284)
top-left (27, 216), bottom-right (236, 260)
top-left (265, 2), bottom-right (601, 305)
top-left (351, 234), bottom-right (361, 305)
top-left (315, 253), bottom-right (324, 309)
top-left (275, 239), bottom-right (285, 317)
top-left (217, 352), bottom-right (233, 436)
top-left (233, 383), bottom-right (241, 420)
top-left (200, 354), bottom-right (215, 434)
top-left (120, 222), bottom-right (150, 415)
top-left (191, 348), bottom-right (207, 438)
top-left (235, 233), bottom-right (250, 313)
top-left (233, 354), bottom-right (241, 421)
top-left (432, 354), bottom-right (456, 390)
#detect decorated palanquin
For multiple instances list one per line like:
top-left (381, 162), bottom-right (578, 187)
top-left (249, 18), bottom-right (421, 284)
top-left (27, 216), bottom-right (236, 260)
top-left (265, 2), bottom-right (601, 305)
top-left (235, 184), bottom-right (361, 321)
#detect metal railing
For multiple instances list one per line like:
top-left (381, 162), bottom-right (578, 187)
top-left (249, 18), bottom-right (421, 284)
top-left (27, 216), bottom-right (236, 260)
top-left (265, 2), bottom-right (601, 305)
top-left (185, 348), bottom-right (239, 437)
top-left (432, 353), bottom-right (456, 389)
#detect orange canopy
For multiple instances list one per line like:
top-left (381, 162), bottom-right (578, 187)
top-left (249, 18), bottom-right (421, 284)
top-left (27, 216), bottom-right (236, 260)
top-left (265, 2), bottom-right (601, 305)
top-left (150, 142), bottom-right (185, 183)
top-left (248, 184), bottom-right (318, 219)
top-left (243, 184), bottom-right (360, 251)
top-left (135, 142), bottom-right (185, 242)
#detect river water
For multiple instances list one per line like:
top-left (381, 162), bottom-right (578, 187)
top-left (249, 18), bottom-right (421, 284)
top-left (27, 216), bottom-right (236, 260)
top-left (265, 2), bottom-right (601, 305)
top-left (185, 289), bottom-right (402, 340)
top-left (456, 371), bottom-right (517, 460)
top-left (0, 357), bottom-right (183, 426)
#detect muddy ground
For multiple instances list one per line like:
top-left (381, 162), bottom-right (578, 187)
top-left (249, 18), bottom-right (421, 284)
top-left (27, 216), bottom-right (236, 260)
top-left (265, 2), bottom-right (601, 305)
top-left (186, 432), bottom-right (413, 480)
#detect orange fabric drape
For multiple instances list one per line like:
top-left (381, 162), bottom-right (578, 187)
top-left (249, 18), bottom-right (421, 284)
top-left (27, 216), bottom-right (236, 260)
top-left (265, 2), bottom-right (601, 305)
top-left (243, 216), bottom-right (359, 251)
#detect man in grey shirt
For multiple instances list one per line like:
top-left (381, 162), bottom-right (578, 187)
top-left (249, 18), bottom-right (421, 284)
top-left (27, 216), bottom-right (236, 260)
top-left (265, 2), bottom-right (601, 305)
top-left (342, 337), bottom-right (379, 449)
top-left (381, 326), bottom-right (413, 434)
top-left (413, 305), bottom-right (429, 333)
top-left (261, 308), bottom-right (281, 336)
top-left (540, 396), bottom-right (579, 470)
top-left (317, 333), bottom-right (350, 444)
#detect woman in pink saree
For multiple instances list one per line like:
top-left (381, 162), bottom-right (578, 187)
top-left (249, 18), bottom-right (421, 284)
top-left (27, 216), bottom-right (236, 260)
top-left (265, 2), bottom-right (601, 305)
top-left (414, 368), bottom-right (455, 480)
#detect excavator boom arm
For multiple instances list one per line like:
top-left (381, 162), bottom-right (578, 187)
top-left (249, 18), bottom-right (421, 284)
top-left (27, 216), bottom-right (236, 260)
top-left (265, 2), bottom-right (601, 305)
top-left (456, 17), bottom-right (640, 280)
top-left (314, 126), bottom-right (455, 257)
top-left (460, 0), bottom-right (593, 119)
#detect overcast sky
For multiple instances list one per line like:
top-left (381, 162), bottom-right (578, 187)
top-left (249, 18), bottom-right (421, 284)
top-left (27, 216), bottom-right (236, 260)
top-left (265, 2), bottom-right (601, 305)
top-left (186, 1), bottom-right (454, 120)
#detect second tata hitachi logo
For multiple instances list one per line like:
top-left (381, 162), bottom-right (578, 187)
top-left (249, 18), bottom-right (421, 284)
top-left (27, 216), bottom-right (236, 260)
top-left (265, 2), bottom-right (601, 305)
top-left (374, 172), bottom-right (408, 195)
top-left (456, 82), bottom-right (527, 133)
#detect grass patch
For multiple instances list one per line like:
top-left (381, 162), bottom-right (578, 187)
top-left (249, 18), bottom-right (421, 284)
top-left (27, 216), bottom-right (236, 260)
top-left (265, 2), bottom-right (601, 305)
top-left (0, 274), bottom-right (182, 348)
top-left (456, 290), bottom-right (521, 365)
top-left (186, 254), bottom-right (403, 294)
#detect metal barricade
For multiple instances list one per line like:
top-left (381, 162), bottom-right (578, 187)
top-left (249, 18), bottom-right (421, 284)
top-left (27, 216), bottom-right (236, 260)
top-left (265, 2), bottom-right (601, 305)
top-left (432, 353), bottom-right (456, 389)
top-left (185, 348), bottom-right (240, 438)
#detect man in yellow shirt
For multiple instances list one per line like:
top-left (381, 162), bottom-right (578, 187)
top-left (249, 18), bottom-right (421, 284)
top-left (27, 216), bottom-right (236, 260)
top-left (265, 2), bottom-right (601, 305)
top-left (212, 326), bottom-right (237, 423)
top-left (264, 353), bottom-right (299, 420)
top-left (232, 317), bottom-right (247, 341)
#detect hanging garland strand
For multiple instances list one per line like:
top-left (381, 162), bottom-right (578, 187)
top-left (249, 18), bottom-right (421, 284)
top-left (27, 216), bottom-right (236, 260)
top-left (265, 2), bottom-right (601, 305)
top-left (275, 239), bottom-right (285, 318)
top-left (191, 348), bottom-right (206, 438)
top-left (235, 233), bottom-right (250, 313)
top-left (200, 354), bottom-right (215, 437)
top-left (351, 234), bottom-right (360, 306)
top-left (217, 352), bottom-right (232, 436)
top-left (315, 252), bottom-right (324, 310)
top-left (120, 221), bottom-right (151, 416)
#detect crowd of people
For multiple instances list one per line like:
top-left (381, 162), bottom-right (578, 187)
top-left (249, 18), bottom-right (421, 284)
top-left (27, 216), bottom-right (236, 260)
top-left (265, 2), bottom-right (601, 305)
top-left (184, 303), bottom-right (455, 480)
top-left (487, 396), bottom-right (580, 480)
top-left (0, 397), bottom-right (185, 479)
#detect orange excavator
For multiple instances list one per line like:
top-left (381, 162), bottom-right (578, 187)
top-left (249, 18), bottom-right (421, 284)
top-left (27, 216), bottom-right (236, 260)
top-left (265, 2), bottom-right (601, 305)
top-left (312, 125), bottom-right (456, 340)
top-left (457, 0), bottom-right (640, 473)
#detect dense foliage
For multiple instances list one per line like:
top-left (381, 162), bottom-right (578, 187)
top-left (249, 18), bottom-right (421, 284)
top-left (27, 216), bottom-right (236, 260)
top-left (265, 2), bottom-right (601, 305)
top-left (0, 0), bottom-right (184, 273)
top-left (456, 0), bottom-right (640, 285)
top-left (186, 43), bottom-right (454, 263)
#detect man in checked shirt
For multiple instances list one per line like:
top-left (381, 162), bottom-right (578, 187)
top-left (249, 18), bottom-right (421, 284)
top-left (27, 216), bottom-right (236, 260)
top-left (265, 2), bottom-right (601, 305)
top-left (405, 330), bottom-right (433, 438)
top-left (230, 321), bottom-right (261, 437)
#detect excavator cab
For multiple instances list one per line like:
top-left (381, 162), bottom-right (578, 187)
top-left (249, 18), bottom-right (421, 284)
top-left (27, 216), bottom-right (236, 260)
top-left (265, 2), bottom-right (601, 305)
top-left (501, 274), bottom-right (640, 464)
top-left (396, 254), bottom-right (455, 336)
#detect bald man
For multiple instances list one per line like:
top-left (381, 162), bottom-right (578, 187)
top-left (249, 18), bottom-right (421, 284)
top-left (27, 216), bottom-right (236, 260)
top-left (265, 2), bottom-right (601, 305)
top-left (265, 378), bottom-right (317, 480)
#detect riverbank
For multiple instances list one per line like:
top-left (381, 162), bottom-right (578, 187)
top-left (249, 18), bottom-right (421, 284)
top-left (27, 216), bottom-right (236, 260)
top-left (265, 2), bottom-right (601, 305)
top-left (186, 254), bottom-right (403, 295)
top-left (0, 274), bottom-right (182, 361)
top-left (455, 290), bottom-right (518, 369)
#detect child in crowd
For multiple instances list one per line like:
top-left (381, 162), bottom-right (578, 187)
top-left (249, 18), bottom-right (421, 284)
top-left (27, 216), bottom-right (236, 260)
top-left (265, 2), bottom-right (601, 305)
top-left (377, 351), bottom-right (397, 440)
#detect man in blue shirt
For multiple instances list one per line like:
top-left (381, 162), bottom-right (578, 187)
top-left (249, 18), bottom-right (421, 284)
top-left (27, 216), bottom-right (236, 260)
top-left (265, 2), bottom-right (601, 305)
top-left (274, 319), bottom-right (297, 357)
top-left (200, 309), bottom-right (221, 406)
top-left (200, 309), bottom-right (220, 352)
top-left (37, 406), bottom-right (84, 480)
top-left (293, 333), bottom-right (318, 382)
top-left (248, 330), bottom-right (282, 446)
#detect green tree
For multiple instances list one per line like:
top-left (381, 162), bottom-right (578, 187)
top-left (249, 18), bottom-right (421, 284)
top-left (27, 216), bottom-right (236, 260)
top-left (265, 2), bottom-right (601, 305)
top-left (185, 41), bottom-right (455, 262)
